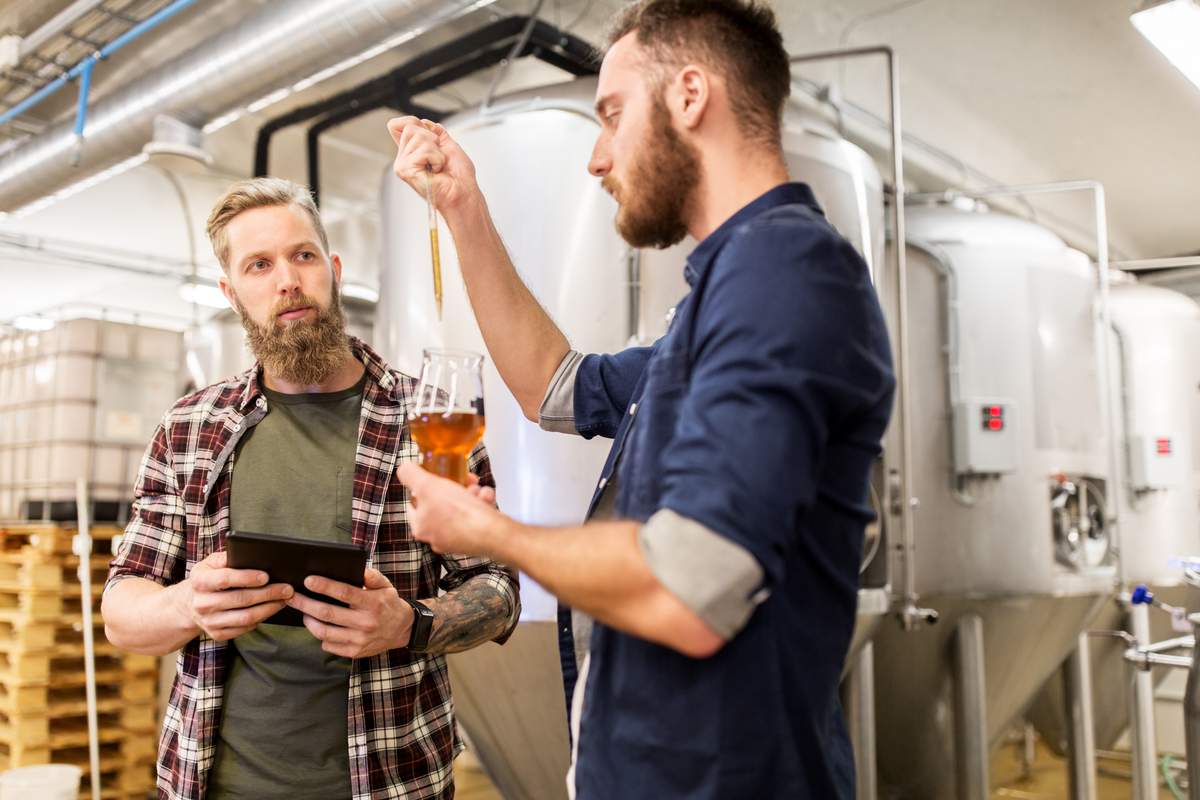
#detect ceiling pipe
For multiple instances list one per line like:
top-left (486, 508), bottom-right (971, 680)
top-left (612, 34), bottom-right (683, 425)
top-left (0, 0), bottom-right (500, 212)
top-left (16, 0), bottom-right (109, 61)
top-left (304, 15), bottom-right (597, 204)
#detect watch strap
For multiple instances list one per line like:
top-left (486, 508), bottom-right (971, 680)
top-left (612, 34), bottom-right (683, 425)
top-left (406, 598), bottom-right (434, 652)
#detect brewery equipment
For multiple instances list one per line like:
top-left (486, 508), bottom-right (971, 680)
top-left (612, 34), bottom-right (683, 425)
top-left (871, 199), bottom-right (1115, 799)
top-left (1028, 278), bottom-right (1200, 757)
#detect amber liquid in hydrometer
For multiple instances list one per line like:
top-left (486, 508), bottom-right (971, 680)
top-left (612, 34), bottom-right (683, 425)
top-left (430, 228), bottom-right (443, 319)
top-left (409, 411), bottom-right (485, 485)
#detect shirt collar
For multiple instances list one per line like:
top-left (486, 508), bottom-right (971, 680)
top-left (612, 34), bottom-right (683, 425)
top-left (236, 336), bottom-right (396, 412)
top-left (683, 182), bottom-right (822, 287)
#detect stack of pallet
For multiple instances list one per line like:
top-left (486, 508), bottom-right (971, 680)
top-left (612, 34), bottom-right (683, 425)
top-left (0, 521), bottom-right (157, 799)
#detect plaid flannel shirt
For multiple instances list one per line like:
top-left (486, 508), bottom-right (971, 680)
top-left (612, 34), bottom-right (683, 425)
top-left (105, 338), bottom-right (519, 800)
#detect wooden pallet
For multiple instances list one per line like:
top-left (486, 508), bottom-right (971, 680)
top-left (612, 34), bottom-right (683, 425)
top-left (0, 523), bottom-right (122, 558)
top-left (0, 522), bottom-right (162, 799)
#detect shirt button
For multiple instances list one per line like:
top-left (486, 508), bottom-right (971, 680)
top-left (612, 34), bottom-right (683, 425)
top-left (232, 423), bottom-right (241, 432)
top-left (598, 477), bottom-right (607, 491)
top-left (256, 397), bottom-right (265, 408)
top-left (629, 403), bottom-right (638, 416)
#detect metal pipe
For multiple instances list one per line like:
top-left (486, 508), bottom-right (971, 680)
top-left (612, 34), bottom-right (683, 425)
top-left (1140, 634), bottom-right (1195, 655)
top-left (1129, 602), bottom-right (1159, 800)
top-left (0, 0), bottom-right (501, 212)
top-left (0, 0), bottom-right (200, 131)
top-left (789, 45), bottom-right (927, 630)
top-left (479, 0), bottom-right (545, 112)
top-left (625, 248), bottom-right (642, 345)
top-left (1064, 632), bottom-right (1098, 800)
top-left (907, 240), bottom-right (979, 507)
top-left (1112, 256), bottom-right (1200, 272)
top-left (845, 641), bottom-right (878, 800)
top-left (955, 613), bottom-right (989, 800)
top-left (1186, 613), bottom-right (1200, 799)
top-left (74, 477), bottom-right (101, 800)
top-left (18, 0), bottom-right (109, 60)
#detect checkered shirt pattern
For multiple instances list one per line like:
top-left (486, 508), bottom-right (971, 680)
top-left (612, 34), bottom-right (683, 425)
top-left (105, 338), bottom-right (519, 800)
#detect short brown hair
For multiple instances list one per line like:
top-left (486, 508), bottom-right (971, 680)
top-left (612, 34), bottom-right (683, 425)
top-left (206, 177), bottom-right (330, 271)
top-left (606, 0), bottom-right (790, 145)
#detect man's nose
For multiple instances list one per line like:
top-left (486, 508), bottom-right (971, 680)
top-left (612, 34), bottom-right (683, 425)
top-left (274, 260), bottom-right (302, 296)
top-left (588, 137), bottom-right (611, 178)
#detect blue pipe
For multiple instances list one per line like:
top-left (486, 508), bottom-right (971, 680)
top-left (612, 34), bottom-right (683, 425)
top-left (73, 59), bottom-right (94, 138)
top-left (0, 0), bottom-right (200, 130)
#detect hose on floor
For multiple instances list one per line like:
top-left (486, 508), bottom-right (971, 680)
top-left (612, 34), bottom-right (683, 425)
top-left (1163, 753), bottom-right (1186, 800)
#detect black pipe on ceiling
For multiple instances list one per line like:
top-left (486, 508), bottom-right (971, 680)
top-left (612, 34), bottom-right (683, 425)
top-left (253, 15), bottom-right (599, 205)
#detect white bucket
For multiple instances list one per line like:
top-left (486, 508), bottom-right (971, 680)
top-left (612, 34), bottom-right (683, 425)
top-left (0, 764), bottom-right (82, 800)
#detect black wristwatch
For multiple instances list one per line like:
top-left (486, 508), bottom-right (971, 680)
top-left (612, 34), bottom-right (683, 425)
top-left (405, 598), bottom-right (434, 653)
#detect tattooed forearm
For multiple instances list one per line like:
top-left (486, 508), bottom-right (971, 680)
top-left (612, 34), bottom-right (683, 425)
top-left (422, 575), bottom-right (517, 654)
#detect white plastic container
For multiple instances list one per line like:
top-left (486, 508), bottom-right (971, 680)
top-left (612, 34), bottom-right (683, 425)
top-left (0, 764), bottom-right (82, 800)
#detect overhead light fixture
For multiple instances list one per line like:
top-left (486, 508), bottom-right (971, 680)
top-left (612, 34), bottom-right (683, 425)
top-left (1131, 0), bottom-right (1200, 91)
top-left (178, 281), bottom-right (229, 309)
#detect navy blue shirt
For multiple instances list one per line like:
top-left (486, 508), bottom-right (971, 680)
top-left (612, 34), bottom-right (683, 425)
top-left (564, 183), bottom-right (895, 799)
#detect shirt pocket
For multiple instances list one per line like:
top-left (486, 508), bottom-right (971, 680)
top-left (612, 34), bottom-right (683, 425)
top-left (335, 466), bottom-right (354, 534)
top-left (621, 349), bottom-right (690, 515)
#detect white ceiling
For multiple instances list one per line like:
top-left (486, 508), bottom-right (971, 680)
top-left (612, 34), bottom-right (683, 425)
top-left (0, 0), bottom-right (1198, 328)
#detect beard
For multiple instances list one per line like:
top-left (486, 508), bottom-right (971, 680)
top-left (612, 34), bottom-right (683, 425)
top-left (234, 283), bottom-right (350, 386)
top-left (602, 93), bottom-right (702, 249)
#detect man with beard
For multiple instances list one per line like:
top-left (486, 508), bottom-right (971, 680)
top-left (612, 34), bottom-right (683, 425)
top-left (101, 177), bottom-right (520, 800)
top-left (387, 1), bottom-right (895, 798)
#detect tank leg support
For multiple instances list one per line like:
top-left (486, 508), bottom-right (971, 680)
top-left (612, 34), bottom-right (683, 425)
top-left (1063, 632), bottom-right (1097, 800)
top-left (1185, 616), bottom-right (1200, 800)
top-left (845, 641), bottom-right (877, 800)
top-left (955, 613), bottom-right (989, 800)
top-left (1128, 602), bottom-right (1159, 800)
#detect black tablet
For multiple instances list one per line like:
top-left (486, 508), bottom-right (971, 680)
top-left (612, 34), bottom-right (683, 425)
top-left (225, 530), bottom-right (368, 627)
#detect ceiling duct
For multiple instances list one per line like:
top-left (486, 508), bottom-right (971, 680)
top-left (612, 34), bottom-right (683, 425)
top-left (0, 0), bottom-right (499, 212)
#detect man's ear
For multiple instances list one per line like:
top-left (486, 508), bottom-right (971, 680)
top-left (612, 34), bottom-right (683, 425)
top-left (218, 274), bottom-right (238, 315)
top-left (668, 64), bottom-right (711, 132)
top-left (331, 253), bottom-right (344, 284)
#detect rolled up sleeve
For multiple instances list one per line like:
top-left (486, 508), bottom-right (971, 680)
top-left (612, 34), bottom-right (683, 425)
top-left (638, 508), bottom-right (766, 640)
top-left (566, 347), bottom-right (654, 440)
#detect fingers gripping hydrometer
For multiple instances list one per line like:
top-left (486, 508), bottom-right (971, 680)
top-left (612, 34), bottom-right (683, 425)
top-left (423, 167), bottom-right (443, 320)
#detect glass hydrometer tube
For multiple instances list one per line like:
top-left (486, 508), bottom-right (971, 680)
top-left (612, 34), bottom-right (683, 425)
top-left (423, 167), bottom-right (443, 320)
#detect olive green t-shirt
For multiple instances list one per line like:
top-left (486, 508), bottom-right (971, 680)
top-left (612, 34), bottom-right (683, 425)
top-left (208, 372), bottom-right (366, 800)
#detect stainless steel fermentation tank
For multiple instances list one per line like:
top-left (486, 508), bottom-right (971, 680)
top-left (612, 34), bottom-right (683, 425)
top-left (375, 78), bottom-right (892, 800)
top-left (872, 200), bottom-right (1115, 799)
top-left (1028, 279), bottom-right (1200, 756)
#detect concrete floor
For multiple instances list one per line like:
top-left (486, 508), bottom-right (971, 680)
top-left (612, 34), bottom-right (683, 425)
top-left (457, 741), bottom-right (1184, 799)
top-left (992, 739), bottom-right (1179, 799)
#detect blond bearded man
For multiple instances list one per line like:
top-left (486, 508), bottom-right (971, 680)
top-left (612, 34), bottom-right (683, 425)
top-left (103, 178), bottom-right (519, 800)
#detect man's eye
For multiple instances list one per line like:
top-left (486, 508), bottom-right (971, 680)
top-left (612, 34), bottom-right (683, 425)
top-left (297, 251), bottom-right (314, 261)
top-left (249, 260), bottom-right (267, 271)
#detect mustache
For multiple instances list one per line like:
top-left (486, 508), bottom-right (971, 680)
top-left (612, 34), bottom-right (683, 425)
top-left (601, 175), bottom-right (620, 198)
top-left (272, 294), bottom-right (319, 317)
